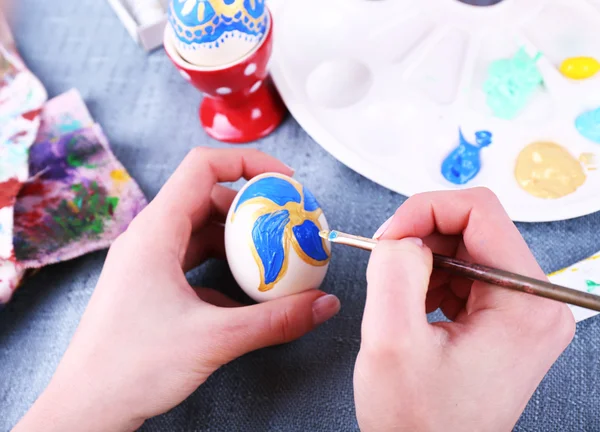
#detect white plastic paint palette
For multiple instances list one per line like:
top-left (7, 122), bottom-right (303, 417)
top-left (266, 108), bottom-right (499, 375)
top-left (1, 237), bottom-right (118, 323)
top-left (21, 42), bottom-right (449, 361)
top-left (268, 0), bottom-right (600, 222)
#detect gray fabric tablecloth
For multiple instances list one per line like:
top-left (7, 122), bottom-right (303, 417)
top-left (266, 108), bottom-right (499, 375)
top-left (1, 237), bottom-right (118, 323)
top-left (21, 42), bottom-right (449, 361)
top-left (2, 1), bottom-right (600, 430)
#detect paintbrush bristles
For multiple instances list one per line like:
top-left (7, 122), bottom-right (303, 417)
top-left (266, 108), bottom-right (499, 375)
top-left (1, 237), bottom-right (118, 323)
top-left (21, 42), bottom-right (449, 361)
top-left (321, 230), bottom-right (377, 251)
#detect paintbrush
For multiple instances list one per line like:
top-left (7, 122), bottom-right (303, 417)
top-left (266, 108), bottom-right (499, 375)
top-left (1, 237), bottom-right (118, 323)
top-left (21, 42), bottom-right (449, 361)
top-left (320, 229), bottom-right (600, 312)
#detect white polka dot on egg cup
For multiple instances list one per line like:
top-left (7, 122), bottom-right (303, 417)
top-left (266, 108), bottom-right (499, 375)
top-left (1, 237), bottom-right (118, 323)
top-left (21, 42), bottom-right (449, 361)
top-left (163, 8), bottom-right (287, 144)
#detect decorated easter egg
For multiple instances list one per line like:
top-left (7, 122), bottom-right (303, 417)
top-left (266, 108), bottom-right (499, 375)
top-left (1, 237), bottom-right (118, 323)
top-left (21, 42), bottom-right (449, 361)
top-left (225, 173), bottom-right (331, 302)
top-left (168, 0), bottom-right (269, 67)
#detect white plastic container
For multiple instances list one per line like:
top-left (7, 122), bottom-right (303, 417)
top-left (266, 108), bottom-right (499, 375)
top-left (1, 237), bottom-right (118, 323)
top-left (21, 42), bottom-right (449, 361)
top-left (106, 0), bottom-right (169, 51)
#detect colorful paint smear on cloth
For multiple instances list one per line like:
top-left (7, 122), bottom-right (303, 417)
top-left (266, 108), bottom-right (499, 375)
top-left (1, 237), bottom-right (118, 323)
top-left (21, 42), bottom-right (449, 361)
top-left (0, 88), bottom-right (146, 303)
top-left (549, 254), bottom-right (600, 323)
top-left (0, 20), bottom-right (48, 302)
top-left (12, 125), bottom-right (146, 269)
top-left (36, 88), bottom-right (94, 142)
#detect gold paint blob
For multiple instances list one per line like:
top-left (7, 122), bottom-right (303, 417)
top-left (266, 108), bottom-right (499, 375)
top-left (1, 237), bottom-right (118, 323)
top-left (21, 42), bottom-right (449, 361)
top-left (514, 142), bottom-right (586, 199)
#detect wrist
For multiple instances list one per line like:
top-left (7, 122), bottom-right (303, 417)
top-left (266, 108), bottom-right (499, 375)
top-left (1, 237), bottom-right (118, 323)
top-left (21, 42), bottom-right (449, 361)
top-left (14, 375), bottom-right (144, 432)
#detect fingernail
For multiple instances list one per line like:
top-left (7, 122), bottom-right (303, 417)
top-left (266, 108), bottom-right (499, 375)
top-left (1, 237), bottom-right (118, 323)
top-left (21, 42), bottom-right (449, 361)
top-left (403, 237), bottom-right (423, 247)
top-left (312, 294), bottom-right (341, 326)
top-left (373, 216), bottom-right (393, 239)
top-left (284, 164), bottom-right (295, 175)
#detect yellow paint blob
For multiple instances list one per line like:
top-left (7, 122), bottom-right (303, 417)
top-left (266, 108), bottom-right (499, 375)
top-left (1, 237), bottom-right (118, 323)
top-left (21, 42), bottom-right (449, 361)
top-left (514, 142), bottom-right (586, 199)
top-left (560, 57), bottom-right (600, 80)
top-left (110, 169), bottom-right (130, 183)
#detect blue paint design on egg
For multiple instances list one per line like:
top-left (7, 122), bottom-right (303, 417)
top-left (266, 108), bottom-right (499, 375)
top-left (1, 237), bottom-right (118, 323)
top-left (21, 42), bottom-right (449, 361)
top-left (303, 187), bottom-right (320, 212)
top-left (169, 0), bottom-right (267, 46)
top-left (235, 177), bottom-right (301, 211)
top-left (441, 129), bottom-right (493, 185)
top-left (252, 210), bottom-right (290, 284)
top-left (576, 107), bottom-right (600, 144)
top-left (292, 220), bottom-right (329, 261)
top-left (233, 175), bottom-right (330, 291)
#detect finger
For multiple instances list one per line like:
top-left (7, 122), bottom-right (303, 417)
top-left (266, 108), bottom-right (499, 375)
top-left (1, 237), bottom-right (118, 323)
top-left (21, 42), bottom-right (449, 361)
top-left (421, 233), bottom-right (462, 291)
top-left (447, 240), bottom-right (474, 301)
top-left (183, 223), bottom-right (226, 272)
top-left (193, 287), bottom-right (241, 308)
top-left (210, 185), bottom-right (237, 225)
top-left (439, 291), bottom-right (466, 321)
top-left (131, 148), bottom-right (293, 262)
top-left (379, 188), bottom-right (548, 312)
top-left (207, 290), bottom-right (340, 362)
top-left (425, 287), bottom-right (446, 313)
top-left (363, 238), bottom-right (435, 348)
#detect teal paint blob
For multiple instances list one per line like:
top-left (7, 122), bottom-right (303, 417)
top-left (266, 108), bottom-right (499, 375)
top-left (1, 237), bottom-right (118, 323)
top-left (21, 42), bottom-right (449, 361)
top-left (484, 48), bottom-right (543, 120)
top-left (328, 231), bottom-right (339, 241)
top-left (586, 279), bottom-right (600, 293)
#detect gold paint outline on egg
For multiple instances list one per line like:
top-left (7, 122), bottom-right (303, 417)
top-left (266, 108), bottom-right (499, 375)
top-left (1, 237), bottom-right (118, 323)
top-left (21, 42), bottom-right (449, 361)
top-left (234, 174), bottom-right (330, 293)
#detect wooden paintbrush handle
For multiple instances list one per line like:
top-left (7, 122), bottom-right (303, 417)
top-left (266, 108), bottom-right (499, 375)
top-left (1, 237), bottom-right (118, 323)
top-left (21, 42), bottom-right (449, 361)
top-left (432, 254), bottom-right (600, 312)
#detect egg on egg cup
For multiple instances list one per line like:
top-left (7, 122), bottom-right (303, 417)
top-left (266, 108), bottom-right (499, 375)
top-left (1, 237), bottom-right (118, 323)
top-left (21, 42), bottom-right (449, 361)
top-left (163, 9), bottom-right (287, 144)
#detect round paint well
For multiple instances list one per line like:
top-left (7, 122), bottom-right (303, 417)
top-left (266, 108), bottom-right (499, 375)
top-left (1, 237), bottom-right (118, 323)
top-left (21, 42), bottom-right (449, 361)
top-left (306, 59), bottom-right (373, 109)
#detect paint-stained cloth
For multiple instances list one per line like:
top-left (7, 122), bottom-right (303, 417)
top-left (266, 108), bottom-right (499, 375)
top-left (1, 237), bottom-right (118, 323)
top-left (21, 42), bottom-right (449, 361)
top-left (0, 17), bottom-right (147, 303)
top-left (0, 14), bottom-right (47, 302)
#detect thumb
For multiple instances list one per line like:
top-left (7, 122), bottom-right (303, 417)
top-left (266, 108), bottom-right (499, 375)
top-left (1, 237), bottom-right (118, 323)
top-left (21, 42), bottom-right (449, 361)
top-left (214, 290), bottom-right (340, 361)
top-left (363, 238), bottom-right (433, 348)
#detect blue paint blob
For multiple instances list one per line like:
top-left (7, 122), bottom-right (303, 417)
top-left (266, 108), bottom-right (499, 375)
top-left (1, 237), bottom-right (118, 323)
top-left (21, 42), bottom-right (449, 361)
top-left (235, 177), bottom-right (301, 212)
top-left (328, 231), bottom-right (338, 241)
top-left (441, 129), bottom-right (493, 185)
top-left (576, 107), bottom-right (600, 144)
top-left (252, 210), bottom-right (290, 285)
top-left (303, 187), bottom-right (320, 212)
top-left (292, 220), bottom-right (329, 262)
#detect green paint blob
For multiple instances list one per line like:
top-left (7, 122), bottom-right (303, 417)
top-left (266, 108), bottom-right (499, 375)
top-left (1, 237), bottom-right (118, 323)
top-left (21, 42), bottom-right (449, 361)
top-left (586, 279), bottom-right (600, 293)
top-left (66, 137), bottom-right (96, 169)
top-left (484, 48), bottom-right (543, 120)
top-left (50, 181), bottom-right (119, 239)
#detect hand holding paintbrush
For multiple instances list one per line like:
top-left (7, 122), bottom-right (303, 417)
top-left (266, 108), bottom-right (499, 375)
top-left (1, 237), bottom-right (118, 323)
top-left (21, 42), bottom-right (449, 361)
top-left (349, 188), bottom-right (574, 431)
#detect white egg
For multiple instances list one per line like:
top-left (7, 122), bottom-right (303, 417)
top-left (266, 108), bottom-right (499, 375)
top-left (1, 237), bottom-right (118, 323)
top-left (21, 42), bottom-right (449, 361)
top-left (168, 0), bottom-right (269, 67)
top-left (225, 173), bottom-right (331, 302)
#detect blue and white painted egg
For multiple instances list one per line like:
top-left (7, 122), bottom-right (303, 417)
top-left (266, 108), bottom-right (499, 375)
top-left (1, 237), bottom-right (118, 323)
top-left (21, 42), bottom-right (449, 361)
top-left (225, 173), bottom-right (331, 302)
top-left (168, 0), bottom-right (269, 67)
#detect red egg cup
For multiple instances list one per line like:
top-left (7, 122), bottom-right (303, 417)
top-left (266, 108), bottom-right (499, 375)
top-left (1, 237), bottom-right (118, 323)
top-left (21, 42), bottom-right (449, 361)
top-left (164, 10), bottom-right (287, 144)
